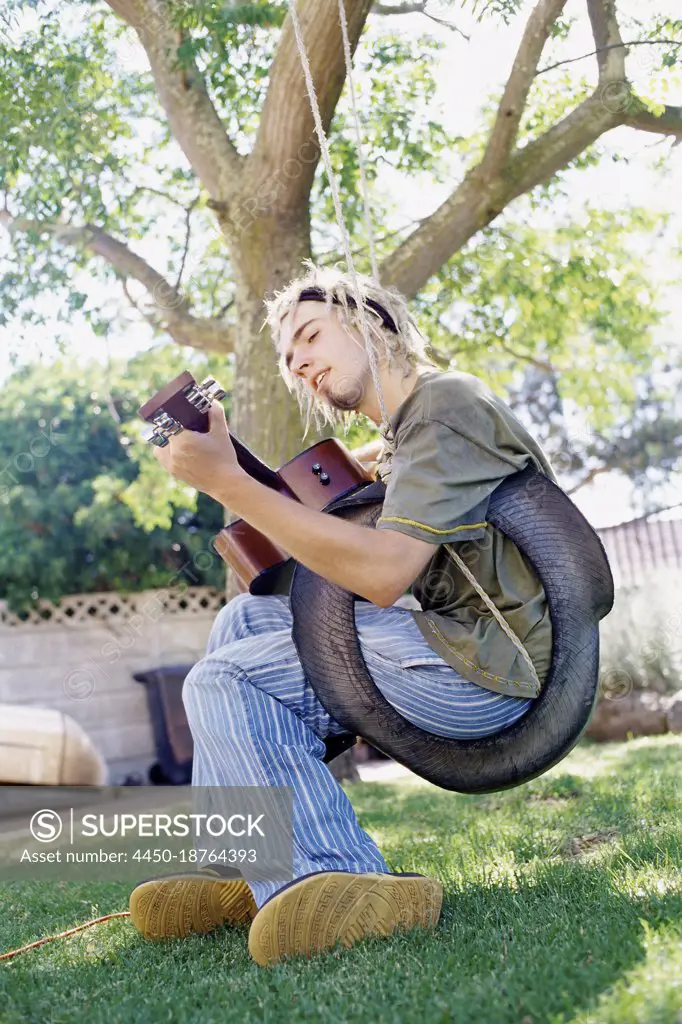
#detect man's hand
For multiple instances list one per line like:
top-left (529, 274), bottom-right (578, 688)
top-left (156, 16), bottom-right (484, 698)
top-left (350, 437), bottom-right (383, 477)
top-left (152, 401), bottom-right (245, 502)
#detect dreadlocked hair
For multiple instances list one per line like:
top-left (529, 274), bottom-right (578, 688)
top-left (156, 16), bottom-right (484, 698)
top-left (262, 261), bottom-right (438, 439)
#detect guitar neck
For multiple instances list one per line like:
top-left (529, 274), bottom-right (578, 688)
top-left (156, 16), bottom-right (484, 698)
top-left (229, 432), bottom-right (296, 498)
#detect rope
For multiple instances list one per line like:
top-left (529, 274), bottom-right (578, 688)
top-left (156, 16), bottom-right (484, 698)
top-left (288, 2), bottom-right (540, 688)
top-left (289, 1), bottom-right (539, 687)
top-left (445, 543), bottom-right (541, 691)
top-left (0, 912), bottom-right (131, 962)
top-left (288, 0), bottom-right (389, 430)
top-left (335, 0), bottom-right (379, 282)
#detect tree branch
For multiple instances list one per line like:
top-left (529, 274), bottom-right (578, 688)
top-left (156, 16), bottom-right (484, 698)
top-left (381, 87), bottom-right (619, 298)
top-left (0, 212), bottom-right (234, 354)
top-left (500, 92), bottom-right (620, 202)
top-left (586, 0), bottom-right (626, 82)
top-left (479, 0), bottom-right (568, 181)
top-left (248, 0), bottom-right (374, 216)
top-left (130, 184), bottom-right (199, 211)
top-left (622, 100), bottom-right (682, 141)
top-left (103, 0), bottom-right (244, 201)
top-left (372, 2), bottom-right (425, 11)
top-left (565, 464), bottom-right (612, 496)
top-left (175, 197), bottom-right (199, 291)
top-left (372, 1), bottom-right (470, 35)
top-left (537, 39), bottom-right (682, 77)
top-left (496, 341), bottom-right (555, 374)
top-left (380, 0), bottom-right (681, 298)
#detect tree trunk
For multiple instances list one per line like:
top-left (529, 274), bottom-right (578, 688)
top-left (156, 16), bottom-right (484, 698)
top-left (220, 210), bottom-right (356, 782)
top-left (221, 205), bottom-right (321, 604)
top-left (225, 206), bottom-right (322, 467)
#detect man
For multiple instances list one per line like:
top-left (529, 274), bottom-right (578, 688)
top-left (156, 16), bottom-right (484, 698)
top-left (129, 265), bottom-right (556, 967)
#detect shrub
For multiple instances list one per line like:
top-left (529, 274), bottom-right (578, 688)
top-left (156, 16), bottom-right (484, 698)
top-left (598, 567), bottom-right (682, 696)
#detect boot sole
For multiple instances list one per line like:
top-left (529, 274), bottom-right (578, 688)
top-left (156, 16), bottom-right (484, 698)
top-left (248, 871), bottom-right (443, 966)
top-left (129, 873), bottom-right (257, 940)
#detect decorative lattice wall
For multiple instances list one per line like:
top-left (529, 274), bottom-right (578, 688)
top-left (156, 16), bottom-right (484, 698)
top-left (0, 587), bottom-right (225, 628)
top-left (0, 587), bottom-right (226, 785)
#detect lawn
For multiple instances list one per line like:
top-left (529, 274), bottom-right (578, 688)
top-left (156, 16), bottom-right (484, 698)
top-left (1, 734), bottom-right (681, 1024)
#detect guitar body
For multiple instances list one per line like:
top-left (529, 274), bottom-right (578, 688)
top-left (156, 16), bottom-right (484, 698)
top-left (140, 373), bottom-right (374, 595)
top-left (214, 437), bottom-right (372, 594)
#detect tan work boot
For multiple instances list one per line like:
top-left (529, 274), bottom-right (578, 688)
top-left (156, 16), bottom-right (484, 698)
top-left (129, 865), bottom-right (257, 940)
top-left (248, 870), bottom-right (443, 966)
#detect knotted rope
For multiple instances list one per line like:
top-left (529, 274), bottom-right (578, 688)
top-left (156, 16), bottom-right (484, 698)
top-left (288, 0), bottom-right (539, 690)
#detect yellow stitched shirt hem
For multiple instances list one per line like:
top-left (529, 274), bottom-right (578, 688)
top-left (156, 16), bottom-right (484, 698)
top-left (425, 618), bottom-right (535, 691)
top-left (376, 516), bottom-right (488, 537)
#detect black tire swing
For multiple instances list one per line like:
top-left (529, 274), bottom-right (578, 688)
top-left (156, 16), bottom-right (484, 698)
top-left (291, 465), bottom-right (615, 794)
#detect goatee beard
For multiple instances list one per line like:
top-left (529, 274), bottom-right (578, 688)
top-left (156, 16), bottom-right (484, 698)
top-left (324, 371), bottom-right (366, 412)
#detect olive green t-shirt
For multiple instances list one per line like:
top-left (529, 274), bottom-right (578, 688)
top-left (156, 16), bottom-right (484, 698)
top-left (374, 369), bottom-right (557, 699)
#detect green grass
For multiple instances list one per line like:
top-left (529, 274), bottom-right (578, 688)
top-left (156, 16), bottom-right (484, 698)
top-left (1, 735), bottom-right (681, 1024)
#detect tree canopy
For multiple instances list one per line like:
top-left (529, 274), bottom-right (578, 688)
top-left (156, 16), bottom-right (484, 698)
top-left (0, 348), bottom-right (229, 610)
top-left (0, 0), bottom-right (681, 597)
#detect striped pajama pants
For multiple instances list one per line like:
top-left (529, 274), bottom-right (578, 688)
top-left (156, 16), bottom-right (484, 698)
top-left (182, 591), bottom-right (532, 908)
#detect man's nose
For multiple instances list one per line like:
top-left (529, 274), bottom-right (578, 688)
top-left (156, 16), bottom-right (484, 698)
top-left (291, 349), bottom-right (311, 378)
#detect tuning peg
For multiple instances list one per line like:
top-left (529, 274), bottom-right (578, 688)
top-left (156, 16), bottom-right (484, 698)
top-left (141, 411), bottom-right (184, 447)
top-left (200, 377), bottom-right (227, 402)
top-left (187, 377), bottom-right (227, 412)
top-left (143, 429), bottom-right (170, 448)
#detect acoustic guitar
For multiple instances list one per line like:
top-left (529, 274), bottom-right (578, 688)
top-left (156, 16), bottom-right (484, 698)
top-left (139, 371), bottom-right (374, 595)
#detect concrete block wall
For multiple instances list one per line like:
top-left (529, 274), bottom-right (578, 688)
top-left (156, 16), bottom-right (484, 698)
top-left (0, 588), bottom-right (224, 785)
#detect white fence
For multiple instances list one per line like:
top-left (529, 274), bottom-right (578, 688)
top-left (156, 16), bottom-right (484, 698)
top-left (0, 587), bottom-right (224, 785)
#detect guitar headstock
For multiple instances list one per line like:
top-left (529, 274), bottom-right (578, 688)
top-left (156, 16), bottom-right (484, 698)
top-left (139, 371), bottom-right (226, 447)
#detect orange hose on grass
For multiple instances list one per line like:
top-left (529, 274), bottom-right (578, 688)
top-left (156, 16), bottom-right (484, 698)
top-left (0, 911), bottom-right (131, 962)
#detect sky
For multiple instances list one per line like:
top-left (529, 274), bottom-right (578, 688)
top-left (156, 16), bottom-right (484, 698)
top-left (1, 0), bottom-right (680, 528)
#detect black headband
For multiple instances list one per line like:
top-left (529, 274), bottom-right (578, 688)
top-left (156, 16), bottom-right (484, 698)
top-left (297, 287), bottom-right (399, 334)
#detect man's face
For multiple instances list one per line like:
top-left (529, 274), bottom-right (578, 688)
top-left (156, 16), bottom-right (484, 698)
top-left (278, 299), bottom-right (377, 413)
